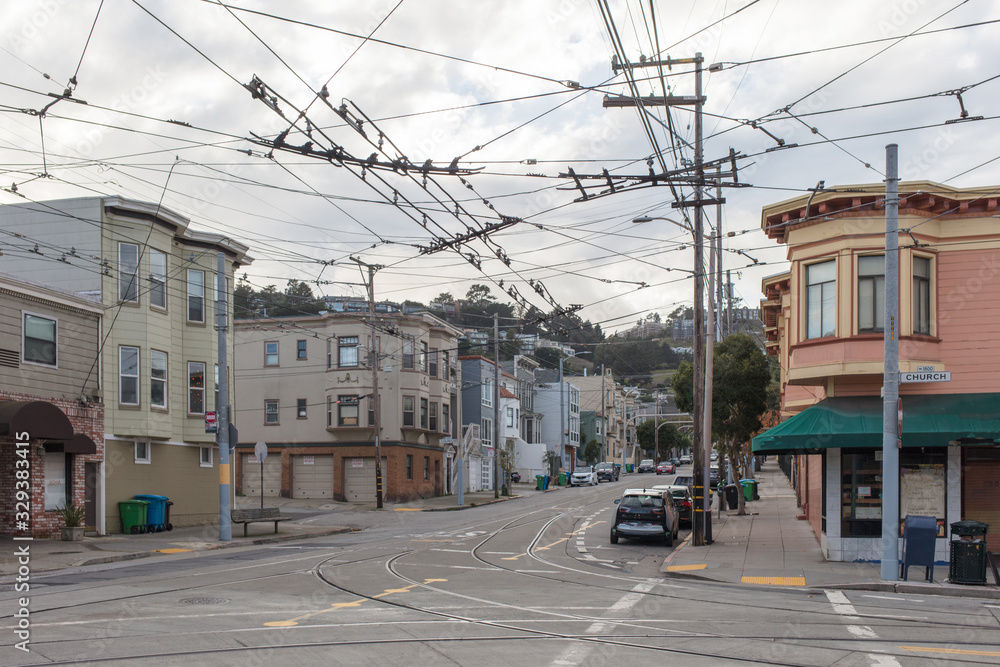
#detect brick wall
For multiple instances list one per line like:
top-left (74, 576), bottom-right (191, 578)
top-left (0, 390), bottom-right (104, 538)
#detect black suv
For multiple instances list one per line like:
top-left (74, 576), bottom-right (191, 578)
top-left (595, 462), bottom-right (619, 482)
top-left (610, 489), bottom-right (679, 546)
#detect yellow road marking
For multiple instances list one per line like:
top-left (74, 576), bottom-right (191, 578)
top-left (501, 552), bottom-right (528, 561)
top-left (567, 521), bottom-right (605, 536)
top-left (394, 508), bottom-right (422, 512)
top-left (666, 564), bottom-right (707, 572)
top-left (264, 578), bottom-right (447, 627)
top-left (901, 647), bottom-right (1000, 657)
top-left (153, 548), bottom-right (192, 554)
top-left (535, 537), bottom-right (569, 551)
top-left (741, 576), bottom-right (806, 586)
top-left (411, 539), bottom-right (454, 542)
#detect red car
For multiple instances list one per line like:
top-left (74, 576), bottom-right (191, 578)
top-left (656, 462), bottom-right (675, 475)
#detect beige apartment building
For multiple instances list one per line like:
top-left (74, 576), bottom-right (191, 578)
top-left (0, 197), bottom-right (251, 532)
top-left (234, 310), bottom-right (462, 502)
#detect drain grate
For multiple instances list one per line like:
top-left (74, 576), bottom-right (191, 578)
top-left (180, 597), bottom-right (230, 605)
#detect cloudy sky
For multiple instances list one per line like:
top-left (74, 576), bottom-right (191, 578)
top-left (2, 0), bottom-right (999, 334)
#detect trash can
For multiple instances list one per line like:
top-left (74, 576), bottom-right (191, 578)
top-left (626, 464), bottom-right (634, 473)
top-left (543, 475), bottom-right (550, 490)
top-left (901, 515), bottom-right (937, 582)
top-left (949, 520), bottom-right (989, 584)
top-left (558, 473), bottom-right (567, 486)
top-left (724, 484), bottom-right (740, 510)
top-left (119, 499), bottom-right (149, 534)
top-left (134, 494), bottom-right (169, 532)
top-left (739, 480), bottom-right (754, 502)
top-left (164, 500), bottom-right (174, 531)
top-left (536, 475), bottom-right (545, 491)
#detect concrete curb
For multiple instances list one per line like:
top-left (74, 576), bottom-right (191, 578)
top-left (414, 495), bottom-right (523, 511)
top-left (75, 527), bottom-right (356, 568)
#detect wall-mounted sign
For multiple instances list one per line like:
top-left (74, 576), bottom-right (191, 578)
top-left (901, 371), bottom-right (951, 383)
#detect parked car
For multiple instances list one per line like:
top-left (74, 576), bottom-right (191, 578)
top-left (656, 461), bottom-right (675, 475)
top-left (678, 456), bottom-right (692, 465)
top-left (653, 484), bottom-right (693, 526)
top-left (610, 488), bottom-right (679, 546)
top-left (638, 459), bottom-right (656, 473)
top-left (570, 466), bottom-right (598, 486)
top-left (595, 462), bottom-right (619, 482)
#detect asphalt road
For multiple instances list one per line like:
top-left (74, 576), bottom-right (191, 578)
top-left (5, 475), bottom-right (1000, 666)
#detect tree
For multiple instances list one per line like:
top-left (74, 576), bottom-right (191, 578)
top-left (532, 347), bottom-right (562, 370)
top-left (581, 439), bottom-right (601, 465)
top-left (672, 333), bottom-right (771, 514)
top-left (434, 292), bottom-right (455, 304)
top-left (637, 420), bottom-right (689, 461)
top-left (465, 284), bottom-right (495, 306)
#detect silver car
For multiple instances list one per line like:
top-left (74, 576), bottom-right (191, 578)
top-left (570, 466), bottom-right (598, 486)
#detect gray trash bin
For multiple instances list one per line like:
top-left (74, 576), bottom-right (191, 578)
top-left (949, 520), bottom-right (988, 584)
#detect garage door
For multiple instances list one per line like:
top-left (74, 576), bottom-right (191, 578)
top-left (292, 454), bottom-right (334, 498)
top-left (243, 453), bottom-right (281, 497)
top-left (343, 456), bottom-right (387, 502)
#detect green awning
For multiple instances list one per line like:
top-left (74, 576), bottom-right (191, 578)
top-left (752, 393), bottom-right (1000, 454)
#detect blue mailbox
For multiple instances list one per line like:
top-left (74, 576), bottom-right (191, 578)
top-left (901, 514), bottom-right (937, 582)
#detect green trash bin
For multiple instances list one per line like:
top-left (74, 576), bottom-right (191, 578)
top-left (740, 479), bottom-right (754, 502)
top-left (536, 475), bottom-right (545, 491)
top-left (119, 499), bottom-right (149, 534)
top-left (558, 473), bottom-right (567, 486)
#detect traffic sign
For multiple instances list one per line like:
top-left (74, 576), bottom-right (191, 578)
top-left (901, 371), bottom-right (951, 383)
top-left (205, 411), bottom-right (218, 433)
top-left (254, 440), bottom-right (268, 462)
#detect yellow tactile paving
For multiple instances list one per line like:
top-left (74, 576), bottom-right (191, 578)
top-left (901, 647), bottom-right (1000, 657)
top-left (741, 575), bottom-right (806, 585)
top-left (666, 564), bottom-right (708, 572)
top-left (153, 548), bottom-right (192, 554)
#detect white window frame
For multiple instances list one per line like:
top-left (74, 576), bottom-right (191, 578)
top-left (264, 341), bottom-right (279, 366)
top-left (482, 377), bottom-right (493, 407)
top-left (22, 311), bottom-right (57, 367)
top-left (150, 349), bottom-right (168, 409)
top-left (188, 361), bottom-right (206, 415)
top-left (296, 339), bottom-right (307, 360)
top-left (338, 336), bottom-right (359, 368)
top-left (481, 417), bottom-right (493, 448)
top-left (149, 248), bottom-right (167, 310)
top-left (200, 446), bottom-right (213, 467)
top-left (187, 269), bottom-right (205, 323)
top-left (297, 398), bottom-right (308, 419)
top-left (419, 341), bottom-right (428, 373)
top-left (119, 242), bottom-right (139, 303)
top-left (265, 399), bottom-right (279, 424)
top-left (135, 441), bottom-right (151, 464)
top-left (119, 345), bottom-right (140, 406)
top-left (805, 259), bottom-right (836, 340)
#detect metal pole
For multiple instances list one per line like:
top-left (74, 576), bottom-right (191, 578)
top-left (716, 165), bottom-right (724, 342)
top-left (881, 144), bottom-right (900, 581)
top-left (362, 264), bottom-right (384, 510)
top-left (493, 313), bottom-right (500, 499)
top-left (703, 225), bottom-right (716, 525)
top-left (692, 52), bottom-right (707, 546)
top-left (559, 355), bottom-right (565, 471)
top-left (259, 458), bottom-right (263, 510)
top-left (216, 253), bottom-right (231, 541)
top-left (600, 364), bottom-right (606, 463)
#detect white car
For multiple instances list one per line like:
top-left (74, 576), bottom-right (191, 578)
top-left (570, 466), bottom-right (599, 486)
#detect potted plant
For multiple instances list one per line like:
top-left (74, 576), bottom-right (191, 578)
top-left (56, 503), bottom-right (86, 541)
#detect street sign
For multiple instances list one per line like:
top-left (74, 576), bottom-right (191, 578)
top-left (254, 440), bottom-right (268, 462)
top-left (205, 411), bottom-right (218, 433)
top-left (901, 371), bottom-right (951, 383)
top-left (440, 437), bottom-right (455, 444)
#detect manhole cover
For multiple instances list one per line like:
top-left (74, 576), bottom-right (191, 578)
top-left (180, 597), bottom-right (230, 605)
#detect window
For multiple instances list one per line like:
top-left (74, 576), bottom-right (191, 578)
top-left (858, 255), bottom-right (885, 333)
top-left (368, 401), bottom-right (375, 428)
top-left (442, 404), bottom-right (450, 434)
top-left (419, 341), bottom-right (428, 373)
top-left (327, 338), bottom-right (332, 369)
top-left (481, 418), bottom-right (492, 448)
top-left (429, 402), bottom-right (438, 431)
top-left (297, 339), bottom-right (307, 360)
top-left (265, 399), bottom-right (279, 424)
top-left (403, 396), bottom-right (415, 427)
top-left (151, 350), bottom-right (168, 409)
top-left (338, 395), bottom-right (358, 426)
top-left (327, 396), bottom-right (333, 427)
top-left (188, 362), bottom-right (206, 414)
top-left (214, 364), bottom-right (219, 411)
top-left (149, 249), bottom-right (167, 309)
top-left (841, 449), bottom-right (881, 537)
top-left (338, 336), bottom-right (358, 367)
top-left (507, 406), bottom-right (515, 428)
top-left (420, 398), bottom-right (428, 429)
top-left (135, 441), bottom-right (150, 464)
top-left (406, 455), bottom-right (413, 480)
top-left (264, 341), bottom-right (278, 366)
top-left (44, 449), bottom-right (67, 508)
top-left (119, 346), bottom-right (139, 405)
top-left (200, 447), bottom-right (213, 467)
top-left (403, 338), bottom-right (414, 369)
top-left (424, 456), bottom-right (430, 481)
top-left (913, 256), bottom-right (931, 335)
top-left (429, 349), bottom-right (438, 377)
top-left (441, 350), bottom-right (449, 379)
top-left (187, 269), bottom-right (205, 322)
top-left (119, 242), bottom-right (139, 302)
top-left (23, 312), bottom-right (57, 366)
top-left (297, 398), bottom-right (307, 419)
top-left (482, 377), bottom-right (493, 407)
top-left (806, 260), bottom-right (836, 339)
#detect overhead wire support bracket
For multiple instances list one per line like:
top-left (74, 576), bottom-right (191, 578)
top-left (612, 54), bottom-right (699, 71)
top-left (602, 94), bottom-right (704, 107)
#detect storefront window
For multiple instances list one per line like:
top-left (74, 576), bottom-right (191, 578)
top-left (841, 449), bottom-right (882, 537)
top-left (900, 449), bottom-right (946, 537)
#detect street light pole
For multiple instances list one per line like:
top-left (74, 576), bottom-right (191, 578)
top-left (559, 350), bottom-right (590, 472)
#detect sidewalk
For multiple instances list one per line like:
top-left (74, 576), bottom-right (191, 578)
top-left (660, 460), bottom-right (1000, 599)
top-left (0, 483), bottom-right (554, 577)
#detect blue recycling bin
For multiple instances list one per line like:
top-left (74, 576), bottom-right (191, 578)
top-left (134, 494), bottom-right (169, 532)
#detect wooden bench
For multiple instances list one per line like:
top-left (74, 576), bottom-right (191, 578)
top-left (231, 508), bottom-right (290, 537)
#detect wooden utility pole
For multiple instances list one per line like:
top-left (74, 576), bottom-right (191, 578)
top-left (493, 312), bottom-right (500, 499)
top-left (354, 257), bottom-right (384, 509)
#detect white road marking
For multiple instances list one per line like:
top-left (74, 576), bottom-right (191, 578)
top-left (824, 590), bottom-right (901, 667)
top-left (430, 548), bottom-right (471, 553)
top-left (862, 594), bottom-right (922, 602)
top-left (551, 582), bottom-right (654, 666)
